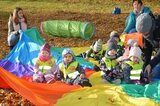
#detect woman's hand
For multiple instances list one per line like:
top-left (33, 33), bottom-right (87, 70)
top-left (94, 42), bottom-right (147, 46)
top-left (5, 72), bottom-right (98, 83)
top-left (145, 64), bottom-right (152, 73)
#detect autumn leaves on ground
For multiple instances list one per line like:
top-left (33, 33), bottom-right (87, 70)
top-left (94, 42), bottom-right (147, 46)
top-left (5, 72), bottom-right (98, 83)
top-left (0, 10), bottom-right (128, 105)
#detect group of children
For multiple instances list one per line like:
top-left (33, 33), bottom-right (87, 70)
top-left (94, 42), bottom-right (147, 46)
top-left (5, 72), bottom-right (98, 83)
top-left (32, 43), bottom-right (92, 87)
top-left (78, 31), bottom-right (145, 85)
top-left (8, 7), bottom-right (146, 86)
top-left (33, 30), bottom-right (146, 87)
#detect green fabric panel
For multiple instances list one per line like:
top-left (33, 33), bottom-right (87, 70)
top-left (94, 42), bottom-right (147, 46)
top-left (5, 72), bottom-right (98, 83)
top-left (42, 20), bottom-right (94, 40)
top-left (122, 81), bottom-right (160, 103)
top-left (24, 27), bottom-right (94, 69)
top-left (25, 27), bottom-right (45, 45)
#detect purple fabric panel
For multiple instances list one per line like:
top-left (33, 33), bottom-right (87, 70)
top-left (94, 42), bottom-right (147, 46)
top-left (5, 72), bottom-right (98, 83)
top-left (0, 60), bottom-right (34, 77)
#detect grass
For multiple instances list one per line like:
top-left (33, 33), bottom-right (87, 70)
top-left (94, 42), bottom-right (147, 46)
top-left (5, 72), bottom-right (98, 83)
top-left (0, 0), bottom-right (160, 58)
top-left (0, 0), bottom-right (160, 14)
top-left (0, 0), bottom-right (160, 20)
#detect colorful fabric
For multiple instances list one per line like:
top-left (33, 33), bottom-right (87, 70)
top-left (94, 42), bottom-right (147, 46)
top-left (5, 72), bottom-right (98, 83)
top-left (122, 33), bottom-right (143, 48)
top-left (0, 27), bottom-right (94, 77)
top-left (0, 27), bottom-right (160, 106)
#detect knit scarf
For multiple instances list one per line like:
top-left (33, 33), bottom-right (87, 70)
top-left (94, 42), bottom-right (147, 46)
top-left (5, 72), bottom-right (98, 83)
top-left (38, 54), bottom-right (52, 62)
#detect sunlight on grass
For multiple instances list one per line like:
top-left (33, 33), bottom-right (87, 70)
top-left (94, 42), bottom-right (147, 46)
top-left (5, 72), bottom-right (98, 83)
top-left (0, 1), bottom-right (131, 13)
top-left (0, 0), bottom-right (159, 14)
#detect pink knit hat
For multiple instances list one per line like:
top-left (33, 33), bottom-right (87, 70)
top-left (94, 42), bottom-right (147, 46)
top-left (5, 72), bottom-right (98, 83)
top-left (41, 43), bottom-right (51, 54)
top-left (129, 46), bottom-right (142, 59)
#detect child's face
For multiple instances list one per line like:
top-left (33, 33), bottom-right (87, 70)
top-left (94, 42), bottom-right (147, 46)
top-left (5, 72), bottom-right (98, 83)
top-left (63, 54), bottom-right (73, 63)
top-left (40, 50), bottom-right (50, 57)
top-left (108, 49), bottom-right (116, 56)
top-left (130, 56), bottom-right (140, 63)
top-left (17, 10), bottom-right (24, 19)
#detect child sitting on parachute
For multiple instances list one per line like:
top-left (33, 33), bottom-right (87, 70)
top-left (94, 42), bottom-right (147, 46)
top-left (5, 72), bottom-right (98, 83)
top-left (99, 40), bottom-right (123, 84)
top-left (77, 39), bottom-right (105, 71)
top-left (33, 43), bottom-right (57, 84)
top-left (117, 39), bottom-right (139, 62)
top-left (121, 44), bottom-right (143, 84)
top-left (77, 39), bottom-right (105, 61)
top-left (109, 31), bottom-right (124, 58)
top-left (57, 48), bottom-right (92, 87)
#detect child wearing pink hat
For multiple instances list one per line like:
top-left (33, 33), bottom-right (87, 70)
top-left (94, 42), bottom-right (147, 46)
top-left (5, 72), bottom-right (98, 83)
top-left (33, 43), bottom-right (57, 84)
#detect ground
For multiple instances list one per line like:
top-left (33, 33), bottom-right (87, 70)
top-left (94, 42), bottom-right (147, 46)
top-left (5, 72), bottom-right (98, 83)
top-left (0, 11), bottom-right (128, 105)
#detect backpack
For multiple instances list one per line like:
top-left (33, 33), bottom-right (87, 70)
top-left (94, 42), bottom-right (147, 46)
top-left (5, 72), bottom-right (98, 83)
top-left (112, 7), bottom-right (121, 15)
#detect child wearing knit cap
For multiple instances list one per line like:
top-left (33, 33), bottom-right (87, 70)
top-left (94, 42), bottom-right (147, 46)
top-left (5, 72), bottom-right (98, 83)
top-left (99, 40), bottom-right (122, 84)
top-left (57, 48), bottom-right (92, 87)
top-left (76, 39), bottom-right (105, 71)
top-left (109, 31), bottom-right (124, 58)
top-left (77, 39), bottom-right (105, 61)
top-left (121, 45), bottom-right (143, 84)
top-left (117, 39), bottom-right (139, 62)
top-left (33, 43), bottom-right (57, 84)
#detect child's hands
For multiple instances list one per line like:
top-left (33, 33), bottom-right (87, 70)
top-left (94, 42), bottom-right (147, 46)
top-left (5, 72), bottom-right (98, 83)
top-left (80, 74), bottom-right (85, 79)
top-left (34, 69), bottom-right (39, 74)
top-left (85, 57), bottom-right (88, 61)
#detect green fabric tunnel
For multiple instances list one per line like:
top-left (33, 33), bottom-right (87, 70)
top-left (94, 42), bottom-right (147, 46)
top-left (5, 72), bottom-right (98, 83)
top-left (41, 20), bottom-right (94, 40)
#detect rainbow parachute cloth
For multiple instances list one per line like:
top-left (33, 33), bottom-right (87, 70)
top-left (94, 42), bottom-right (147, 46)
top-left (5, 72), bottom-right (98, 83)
top-left (0, 27), bottom-right (160, 106)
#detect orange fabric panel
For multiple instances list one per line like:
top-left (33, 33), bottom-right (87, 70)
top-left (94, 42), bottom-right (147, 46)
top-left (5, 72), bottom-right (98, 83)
top-left (0, 67), bottom-right (80, 106)
top-left (0, 77), bottom-right (10, 88)
top-left (123, 33), bottom-right (143, 48)
top-left (84, 68), bottom-right (95, 77)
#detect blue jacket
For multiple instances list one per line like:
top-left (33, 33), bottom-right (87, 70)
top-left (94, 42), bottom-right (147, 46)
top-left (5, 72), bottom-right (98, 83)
top-left (124, 6), bottom-right (151, 33)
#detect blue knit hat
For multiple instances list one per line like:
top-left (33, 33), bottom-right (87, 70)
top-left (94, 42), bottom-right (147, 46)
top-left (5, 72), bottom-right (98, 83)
top-left (62, 48), bottom-right (74, 57)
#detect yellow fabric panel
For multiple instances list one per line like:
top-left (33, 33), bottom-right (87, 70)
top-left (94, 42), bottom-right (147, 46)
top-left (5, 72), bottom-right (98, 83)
top-left (71, 44), bottom-right (106, 55)
top-left (56, 70), bottom-right (159, 106)
top-left (57, 42), bottom-right (159, 106)
top-left (89, 71), bottom-right (107, 86)
top-left (88, 58), bottom-right (99, 66)
top-left (56, 84), bottom-right (158, 106)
